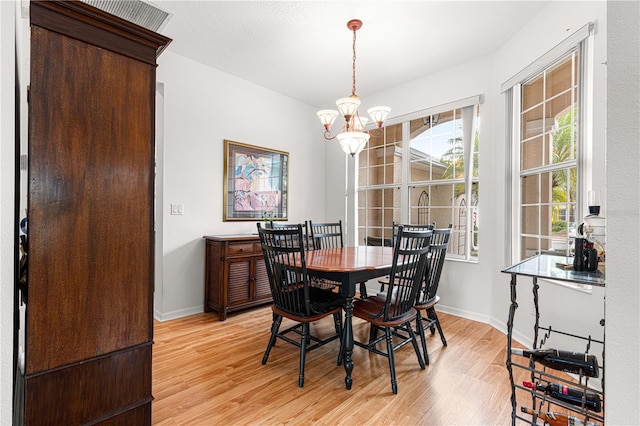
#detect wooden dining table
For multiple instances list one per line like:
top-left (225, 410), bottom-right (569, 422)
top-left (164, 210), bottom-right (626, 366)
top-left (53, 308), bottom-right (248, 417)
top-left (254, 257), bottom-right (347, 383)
top-left (298, 246), bottom-right (396, 390)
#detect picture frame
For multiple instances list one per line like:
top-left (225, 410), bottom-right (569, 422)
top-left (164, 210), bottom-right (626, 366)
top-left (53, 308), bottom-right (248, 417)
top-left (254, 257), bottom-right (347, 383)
top-left (223, 140), bottom-right (289, 221)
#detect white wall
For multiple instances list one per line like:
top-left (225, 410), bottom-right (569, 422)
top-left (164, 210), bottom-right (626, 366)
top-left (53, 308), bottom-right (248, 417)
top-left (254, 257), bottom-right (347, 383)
top-left (0, 2), bottom-right (16, 423)
top-left (605, 1), bottom-right (640, 424)
top-left (155, 51), bottom-right (329, 320)
top-left (324, 141), bottom-right (348, 238)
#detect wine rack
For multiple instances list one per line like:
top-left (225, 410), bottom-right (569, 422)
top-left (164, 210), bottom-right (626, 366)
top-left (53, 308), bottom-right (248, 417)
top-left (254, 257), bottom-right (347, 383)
top-left (502, 254), bottom-right (605, 426)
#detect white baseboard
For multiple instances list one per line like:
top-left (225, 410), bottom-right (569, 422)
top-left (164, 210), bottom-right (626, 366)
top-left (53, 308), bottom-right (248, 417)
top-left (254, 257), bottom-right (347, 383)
top-left (436, 304), bottom-right (534, 349)
top-left (154, 305), bottom-right (204, 322)
top-left (436, 304), bottom-right (491, 325)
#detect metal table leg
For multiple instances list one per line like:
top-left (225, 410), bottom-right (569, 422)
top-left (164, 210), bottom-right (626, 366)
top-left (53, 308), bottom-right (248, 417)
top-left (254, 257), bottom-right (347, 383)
top-left (506, 273), bottom-right (518, 426)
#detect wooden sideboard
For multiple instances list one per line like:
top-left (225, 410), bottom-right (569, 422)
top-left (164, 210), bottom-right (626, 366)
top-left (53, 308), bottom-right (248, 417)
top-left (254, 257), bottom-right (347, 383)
top-left (204, 235), bottom-right (272, 320)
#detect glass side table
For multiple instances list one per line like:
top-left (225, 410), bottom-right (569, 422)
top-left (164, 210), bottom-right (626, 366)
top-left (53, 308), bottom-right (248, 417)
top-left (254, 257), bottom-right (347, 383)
top-left (502, 254), bottom-right (605, 425)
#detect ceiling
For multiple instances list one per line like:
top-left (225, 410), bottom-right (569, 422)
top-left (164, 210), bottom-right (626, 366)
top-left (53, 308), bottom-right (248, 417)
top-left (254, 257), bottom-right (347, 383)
top-left (156, 1), bottom-right (549, 109)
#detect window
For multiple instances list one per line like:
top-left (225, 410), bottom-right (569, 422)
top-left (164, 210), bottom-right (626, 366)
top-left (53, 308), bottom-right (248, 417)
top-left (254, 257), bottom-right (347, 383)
top-left (503, 23), bottom-right (593, 263)
top-left (356, 101), bottom-right (481, 261)
top-left (408, 109), bottom-right (479, 258)
top-left (519, 54), bottom-right (579, 259)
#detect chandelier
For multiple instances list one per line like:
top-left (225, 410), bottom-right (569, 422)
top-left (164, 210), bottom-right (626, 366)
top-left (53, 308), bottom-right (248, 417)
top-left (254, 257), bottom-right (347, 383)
top-left (316, 19), bottom-right (391, 156)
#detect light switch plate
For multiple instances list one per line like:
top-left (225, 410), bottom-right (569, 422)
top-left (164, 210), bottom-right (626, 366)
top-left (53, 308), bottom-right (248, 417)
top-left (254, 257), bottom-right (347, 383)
top-left (170, 203), bottom-right (184, 215)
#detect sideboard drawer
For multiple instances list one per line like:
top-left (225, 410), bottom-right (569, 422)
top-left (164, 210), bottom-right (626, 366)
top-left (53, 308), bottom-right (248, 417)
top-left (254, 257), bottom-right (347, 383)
top-left (227, 242), bottom-right (255, 257)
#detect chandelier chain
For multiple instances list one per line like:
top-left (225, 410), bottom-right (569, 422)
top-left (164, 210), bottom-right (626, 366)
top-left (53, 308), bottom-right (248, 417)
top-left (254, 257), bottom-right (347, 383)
top-left (351, 27), bottom-right (357, 97)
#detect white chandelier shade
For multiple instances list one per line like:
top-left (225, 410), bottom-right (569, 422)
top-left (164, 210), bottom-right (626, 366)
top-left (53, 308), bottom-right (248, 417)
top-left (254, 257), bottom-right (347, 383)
top-left (367, 106), bottom-right (392, 128)
top-left (336, 96), bottom-right (361, 119)
top-left (351, 116), bottom-right (368, 131)
top-left (317, 109), bottom-right (339, 131)
top-left (337, 130), bottom-right (370, 156)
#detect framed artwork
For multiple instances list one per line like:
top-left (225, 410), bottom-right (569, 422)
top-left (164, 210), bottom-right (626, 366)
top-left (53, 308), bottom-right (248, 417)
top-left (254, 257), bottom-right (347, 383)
top-left (223, 140), bottom-right (289, 221)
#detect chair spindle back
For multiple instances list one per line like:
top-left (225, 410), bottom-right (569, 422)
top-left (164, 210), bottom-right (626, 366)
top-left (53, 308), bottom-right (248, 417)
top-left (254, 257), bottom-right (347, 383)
top-left (257, 223), bottom-right (312, 317)
top-left (268, 220), bottom-right (311, 250)
top-left (309, 220), bottom-right (343, 250)
top-left (430, 224), bottom-right (452, 246)
top-left (392, 221), bottom-right (435, 247)
top-left (382, 227), bottom-right (432, 321)
top-left (417, 226), bottom-right (452, 306)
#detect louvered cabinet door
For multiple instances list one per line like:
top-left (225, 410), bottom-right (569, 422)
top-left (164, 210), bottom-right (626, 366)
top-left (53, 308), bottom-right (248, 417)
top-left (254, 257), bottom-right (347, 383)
top-left (254, 257), bottom-right (271, 300)
top-left (228, 259), bottom-right (253, 306)
top-left (24, 1), bottom-right (169, 424)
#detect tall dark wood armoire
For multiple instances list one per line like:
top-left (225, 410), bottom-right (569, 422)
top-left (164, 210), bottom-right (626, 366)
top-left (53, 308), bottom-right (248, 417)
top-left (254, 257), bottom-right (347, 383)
top-left (23, 1), bottom-right (170, 423)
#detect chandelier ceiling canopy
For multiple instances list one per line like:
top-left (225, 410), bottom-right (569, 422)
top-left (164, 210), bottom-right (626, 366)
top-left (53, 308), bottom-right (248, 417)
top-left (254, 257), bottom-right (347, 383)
top-left (316, 19), bottom-right (391, 157)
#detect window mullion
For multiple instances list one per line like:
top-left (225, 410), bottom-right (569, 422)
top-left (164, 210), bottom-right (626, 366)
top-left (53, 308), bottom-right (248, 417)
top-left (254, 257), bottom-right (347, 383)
top-left (401, 121), bottom-right (410, 224)
top-left (577, 36), bottom-right (593, 222)
top-left (461, 105), bottom-right (475, 260)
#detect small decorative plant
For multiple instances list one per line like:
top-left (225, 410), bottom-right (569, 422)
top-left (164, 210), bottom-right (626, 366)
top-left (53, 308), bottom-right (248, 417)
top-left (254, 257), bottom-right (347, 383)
top-left (261, 210), bottom-right (276, 223)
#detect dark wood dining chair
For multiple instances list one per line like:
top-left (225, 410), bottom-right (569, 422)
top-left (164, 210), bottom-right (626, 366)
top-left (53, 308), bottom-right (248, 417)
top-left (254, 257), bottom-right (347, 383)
top-left (414, 225), bottom-right (452, 364)
top-left (257, 223), bottom-right (345, 387)
top-left (308, 220), bottom-right (344, 292)
top-left (376, 222), bottom-right (436, 296)
top-left (351, 226), bottom-right (432, 394)
top-left (309, 220), bottom-right (343, 250)
top-left (428, 223), bottom-right (452, 246)
top-left (271, 221), bottom-right (338, 302)
top-left (309, 220), bottom-right (374, 298)
top-left (391, 221), bottom-right (434, 247)
top-left (267, 220), bottom-right (311, 250)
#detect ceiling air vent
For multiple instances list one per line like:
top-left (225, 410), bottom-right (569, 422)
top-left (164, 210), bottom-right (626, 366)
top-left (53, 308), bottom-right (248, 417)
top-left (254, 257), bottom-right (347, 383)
top-left (79, 0), bottom-right (172, 32)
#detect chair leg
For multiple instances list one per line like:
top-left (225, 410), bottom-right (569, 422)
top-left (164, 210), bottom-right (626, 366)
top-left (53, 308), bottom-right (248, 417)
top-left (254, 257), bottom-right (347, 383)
top-left (334, 311), bottom-right (343, 366)
top-left (415, 313), bottom-right (430, 365)
top-left (337, 333), bottom-right (343, 366)
top-left (333, 311), bottom-right (342, 336)
top-left (385, 327), bottom-right (398, 394)
top-left (429, 308), bottom-right (447, 346)
top-left (368, 324), bottom-right (380, 344)
top-left (271, 312), bottom-right (279, 346)
top-left (262, 314), bottom-right (282, 365)
top-left (299, 322), bottom-right (309, 387)
top-left (359, 282), bottom-right (368, 299)
top-left (407, 322), bottom-right (425, 370)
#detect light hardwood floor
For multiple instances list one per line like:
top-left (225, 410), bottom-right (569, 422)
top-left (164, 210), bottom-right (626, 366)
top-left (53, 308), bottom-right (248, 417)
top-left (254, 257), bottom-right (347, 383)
top-left (152, 307), bottom-right (528, 425)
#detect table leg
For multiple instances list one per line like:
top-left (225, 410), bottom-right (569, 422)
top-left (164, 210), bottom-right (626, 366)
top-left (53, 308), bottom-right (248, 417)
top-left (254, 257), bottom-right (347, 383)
top-left (343, 295), bottom-right (354, 390)
top-left (532, 277), bottom-right (540, 348)
top-left (506, 273), bottom-right (518, 426)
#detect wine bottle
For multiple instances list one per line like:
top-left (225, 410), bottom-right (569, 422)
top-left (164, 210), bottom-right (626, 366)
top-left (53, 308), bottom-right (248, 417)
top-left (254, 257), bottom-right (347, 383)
top-left (521, 407), bottom-right (598, 426)
top-left (523, 381), bottom-right (602, 412)
top-left (512, 347), bottom-right (599, 378)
